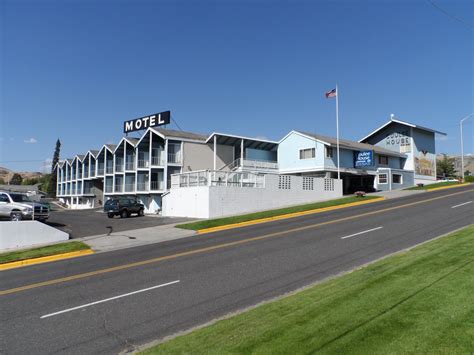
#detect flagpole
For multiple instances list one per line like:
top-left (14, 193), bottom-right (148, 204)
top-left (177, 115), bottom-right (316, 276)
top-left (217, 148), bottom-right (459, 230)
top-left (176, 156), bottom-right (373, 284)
top-left (336, 84), bottom-right (340, 180)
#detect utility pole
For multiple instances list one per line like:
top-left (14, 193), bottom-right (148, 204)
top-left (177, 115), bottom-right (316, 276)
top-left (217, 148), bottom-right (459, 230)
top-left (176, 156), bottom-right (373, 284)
top-left (460, 113), bottom-right (474, 181)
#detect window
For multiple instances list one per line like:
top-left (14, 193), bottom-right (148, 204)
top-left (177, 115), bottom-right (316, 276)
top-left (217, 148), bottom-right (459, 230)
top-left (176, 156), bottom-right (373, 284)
top-left (326, 147), bottom-right (333, 158)
top-left (378, 155), bottom-right (389, 165)
top-left (378, 174), bottom-right (388, 184)
top-left (0, 194), bottom-right (9, 203)
top-left (392, 173), bottom-right (402, 184)
top-left (299, 148), bottom-right (315, 160)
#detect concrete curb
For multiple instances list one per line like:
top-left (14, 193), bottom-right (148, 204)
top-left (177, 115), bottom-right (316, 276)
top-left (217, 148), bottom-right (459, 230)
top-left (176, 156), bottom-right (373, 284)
top-left (0, 249), bottom-right (94, 271)
top-left (427, 182), bottom-right (471, 192)
top-left (196, 197), bottom-right (386, 234)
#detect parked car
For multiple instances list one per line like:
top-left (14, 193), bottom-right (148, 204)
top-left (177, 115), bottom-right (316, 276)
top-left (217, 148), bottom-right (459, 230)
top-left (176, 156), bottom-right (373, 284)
top-left (0, 191), bottom-right (50, 221)
top-left (104, 198), bottom-right (145, 218)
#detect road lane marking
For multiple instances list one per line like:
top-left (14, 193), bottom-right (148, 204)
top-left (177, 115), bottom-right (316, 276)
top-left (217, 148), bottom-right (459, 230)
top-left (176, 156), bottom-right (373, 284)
top-left (1, 188), bottom-right (472, 297)
top-left (40, 280), bottom-right (180, 319)
top-left (341, 227), bottom-right (383, 240)
top-left (451, 201), bottom-right (473, 209)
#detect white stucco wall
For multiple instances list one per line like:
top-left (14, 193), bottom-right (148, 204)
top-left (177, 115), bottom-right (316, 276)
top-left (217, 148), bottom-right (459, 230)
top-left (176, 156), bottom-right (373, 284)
top-left (0, 221), bottom-right (69, 251)
top-left (162, 175), bottom-right (343, 219)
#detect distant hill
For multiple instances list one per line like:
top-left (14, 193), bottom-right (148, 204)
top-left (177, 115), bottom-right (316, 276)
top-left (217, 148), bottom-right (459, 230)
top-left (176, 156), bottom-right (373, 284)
top-left (0, 167), bottom-right (45, 184)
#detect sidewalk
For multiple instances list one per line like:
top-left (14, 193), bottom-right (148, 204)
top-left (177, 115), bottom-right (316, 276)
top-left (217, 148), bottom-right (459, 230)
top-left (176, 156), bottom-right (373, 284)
top-left (370, 189), bottom-right (426, 199)
top-left (80, 223), bottom-right (196, 252)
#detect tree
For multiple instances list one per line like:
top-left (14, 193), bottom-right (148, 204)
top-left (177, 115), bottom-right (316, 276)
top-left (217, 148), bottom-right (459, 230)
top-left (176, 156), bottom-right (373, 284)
top-left (10, 173), bottom-right (23, 185)
top-left (0, 177), bottom-right (5, 185)
top-left (22, 178), bottom-right (39, 185)
top-left (437, 154), bottom-right (456, 178)
top-left (48, 139), bottom-right (61, 196)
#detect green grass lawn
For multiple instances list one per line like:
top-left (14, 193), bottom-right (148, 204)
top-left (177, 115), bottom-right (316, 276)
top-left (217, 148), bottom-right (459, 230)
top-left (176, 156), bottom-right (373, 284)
top-left (142, 225), bottom-right (474, 354)
top-left (176, 196), bottom-right (381, 230)
top-left (0, 241), bottom-right (90, 264)
top-left (405, 181), bottom-right (463, 190)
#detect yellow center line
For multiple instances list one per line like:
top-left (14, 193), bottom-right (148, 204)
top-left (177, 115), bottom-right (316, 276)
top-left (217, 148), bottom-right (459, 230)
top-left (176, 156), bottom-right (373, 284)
top-left (1, 188), bottom-right (472, 296)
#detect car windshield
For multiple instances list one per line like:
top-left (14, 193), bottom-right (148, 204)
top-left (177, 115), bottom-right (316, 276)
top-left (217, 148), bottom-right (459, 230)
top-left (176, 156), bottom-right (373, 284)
top-left (10, 194), bottom-right (32, 203)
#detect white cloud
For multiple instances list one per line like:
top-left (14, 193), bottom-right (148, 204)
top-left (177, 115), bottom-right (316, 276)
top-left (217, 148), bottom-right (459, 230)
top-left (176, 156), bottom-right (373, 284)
top-left (24, 137), bottom-right (38, 144)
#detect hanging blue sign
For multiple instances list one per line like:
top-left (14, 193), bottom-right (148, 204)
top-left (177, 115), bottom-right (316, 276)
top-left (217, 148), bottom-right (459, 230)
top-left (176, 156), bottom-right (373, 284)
top-left (354, 150), bottom-right (374, 167)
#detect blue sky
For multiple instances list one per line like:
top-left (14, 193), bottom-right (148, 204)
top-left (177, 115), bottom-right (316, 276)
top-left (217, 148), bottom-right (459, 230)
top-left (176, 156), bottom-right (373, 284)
top-left (1, 0), bottom-right (472, 172)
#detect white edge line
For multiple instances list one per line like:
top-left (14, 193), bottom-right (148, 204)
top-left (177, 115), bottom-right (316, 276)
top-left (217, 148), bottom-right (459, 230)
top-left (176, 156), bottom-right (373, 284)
top-left (341, 226), bottom-right (383, 240)
top-left (451, 201), bottom-right (473, 209)
top-left (40, 280), bottom-right (180, 319)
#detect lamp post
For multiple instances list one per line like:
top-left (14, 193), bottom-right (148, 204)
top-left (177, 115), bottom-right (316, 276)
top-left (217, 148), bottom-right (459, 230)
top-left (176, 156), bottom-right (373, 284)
top-left (460, 113), bottom-right (474, 181)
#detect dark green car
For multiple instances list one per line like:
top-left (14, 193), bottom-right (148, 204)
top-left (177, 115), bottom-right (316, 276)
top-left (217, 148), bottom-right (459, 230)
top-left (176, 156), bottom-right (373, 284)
top-left (104, 198), bottom-right (145, 218)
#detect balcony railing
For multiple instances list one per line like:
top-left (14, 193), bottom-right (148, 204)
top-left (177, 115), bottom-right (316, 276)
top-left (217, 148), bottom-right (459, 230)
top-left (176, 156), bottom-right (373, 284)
top-left (115, 165), bottom-right (124, 173)
top-left (84, 187), bottom-right (93, 194)
top-left (138, 159), bottom-right (149, 168)
top-left (150, 181), bottom-right (164, 190)
top-left (124, 183), bottom-right (135, 192)
top-left (105, 185), bottom-right (113, 193)
top-left (97, 167), bottom-right (105, 175)
top-left (137, 182), bottom-right (149, 191)
top-left (125, 162), bottom-right (135, 170)
top-left (114, 185), bottom-right (123, 193)
top-left (106, 166), bottom-right (114, 174)
top-left (168, 153), bottom-right (181, 164)
top-left (151, 155), bottom-right (165, 166)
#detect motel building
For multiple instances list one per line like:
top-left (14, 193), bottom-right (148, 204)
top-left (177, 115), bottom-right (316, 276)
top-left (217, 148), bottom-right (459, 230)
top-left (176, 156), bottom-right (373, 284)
top-left (55, 113), bottom-right (445, 218)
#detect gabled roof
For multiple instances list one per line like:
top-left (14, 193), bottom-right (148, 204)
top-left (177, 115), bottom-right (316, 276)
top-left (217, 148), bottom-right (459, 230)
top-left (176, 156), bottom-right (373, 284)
top-left (89, 150), bottom-right (99, 157)
top-left (113, 137), bottom-right (140, 153)
top-left (97, 144), bottom-right (116, 156)
top-left (359, 117), bottom-right (447, 143)
top-left (295, 131), bottom-right (407, 158)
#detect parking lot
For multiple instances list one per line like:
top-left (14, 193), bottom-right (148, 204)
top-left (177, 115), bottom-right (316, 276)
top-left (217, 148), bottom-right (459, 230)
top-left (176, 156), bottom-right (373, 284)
top-left (45, 208), bottom-right (193, 239)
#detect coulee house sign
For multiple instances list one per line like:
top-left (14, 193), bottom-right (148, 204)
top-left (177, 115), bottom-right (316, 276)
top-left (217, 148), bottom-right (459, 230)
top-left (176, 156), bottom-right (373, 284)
top-left (123, 111), bottom-right (171, 133)
top-left (354, 150), bottom-right (374, 168)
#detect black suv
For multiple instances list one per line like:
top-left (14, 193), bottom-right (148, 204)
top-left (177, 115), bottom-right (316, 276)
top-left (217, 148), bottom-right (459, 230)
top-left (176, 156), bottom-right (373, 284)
top-left (104, 198), bottom-right (145, 218)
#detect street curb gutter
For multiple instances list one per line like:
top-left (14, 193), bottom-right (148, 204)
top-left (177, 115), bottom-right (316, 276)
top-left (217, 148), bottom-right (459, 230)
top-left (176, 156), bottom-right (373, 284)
top-left (197, 197), bottom-right (386, 235)
top-left (0, 249), bottom-right (94, 271)
top-left (427, 182), bottom-right (470, 192)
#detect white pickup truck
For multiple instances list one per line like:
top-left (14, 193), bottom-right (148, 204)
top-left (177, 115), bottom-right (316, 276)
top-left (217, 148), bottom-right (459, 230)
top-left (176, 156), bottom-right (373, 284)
top-left (0, 191), bottom-right (50, 221)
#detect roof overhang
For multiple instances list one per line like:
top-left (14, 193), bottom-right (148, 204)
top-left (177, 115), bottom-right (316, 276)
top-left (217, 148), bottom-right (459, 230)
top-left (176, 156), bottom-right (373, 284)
top-left (207, 132), bottom-right (278, 151)
top-left (359, 117), bottom-right (447, 143)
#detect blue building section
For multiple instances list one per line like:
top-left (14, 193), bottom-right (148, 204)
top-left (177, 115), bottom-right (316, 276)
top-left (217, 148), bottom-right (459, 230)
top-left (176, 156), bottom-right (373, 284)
top-left (278, 130), bottom-right (413, 193)
top-left (360, 117), bottom-right (445, 185)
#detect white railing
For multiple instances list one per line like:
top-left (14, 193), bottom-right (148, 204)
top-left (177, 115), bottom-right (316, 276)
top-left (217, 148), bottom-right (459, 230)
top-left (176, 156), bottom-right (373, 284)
top-left (171, 170), bottom-right (265, 189)
top-left (114, 185), bottom-right (123, 193)
top-left (151, 155), bottom-right (165, 166)
top-left (106, 165), bottom-right (114, 174)
top-left (125, 161), bottom-right (135, 170)
top-left (105, 185), bottom-right (113, 193)
top-left (168, 153), bottom-right (181, 164)
top-left (137, 182), bottom-right (149, 191)
top-left (138, 159), bottom-right (149, 168)
top-left (150, 181), bottom-right (164, 190)
top-left (124, 183), bottom-right (135, 192)
top-left (219, 158), bottom-right (278, 172)
top-left (241, 158), bottom-right (279, 170)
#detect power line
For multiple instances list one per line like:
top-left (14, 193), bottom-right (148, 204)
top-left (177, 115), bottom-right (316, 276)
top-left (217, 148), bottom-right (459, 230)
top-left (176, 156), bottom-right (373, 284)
top-left (426, 0), bottom-right (474, 28)
top-left (170, 114), bottom-right (184, 131)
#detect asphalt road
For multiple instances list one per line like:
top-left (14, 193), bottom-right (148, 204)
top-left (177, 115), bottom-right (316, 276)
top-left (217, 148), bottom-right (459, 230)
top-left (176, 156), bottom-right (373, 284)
top-left (1, 186), bottom-right (473, 354)
top-left (45, 209), bottom-right (193, 238)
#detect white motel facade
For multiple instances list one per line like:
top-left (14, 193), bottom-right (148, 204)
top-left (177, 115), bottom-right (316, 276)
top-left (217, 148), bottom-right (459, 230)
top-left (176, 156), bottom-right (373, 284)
top-left (55, 115), bottom-right (446, 218)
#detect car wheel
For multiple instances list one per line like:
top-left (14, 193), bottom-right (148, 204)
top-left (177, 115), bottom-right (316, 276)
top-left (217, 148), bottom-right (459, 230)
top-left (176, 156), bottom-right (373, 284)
top-left (107, 212), bottom-right (114, 219)
top-left (138, 208), bottom-right (144, 217)
top-left (10, 211), bottom-right (22, 221)
top-left (120, 209), bottom-right (129, 218)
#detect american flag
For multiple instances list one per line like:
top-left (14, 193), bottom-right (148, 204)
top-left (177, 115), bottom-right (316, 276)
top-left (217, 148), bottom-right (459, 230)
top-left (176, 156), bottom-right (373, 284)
top-left (325, 88), bottom-right (337, 98)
